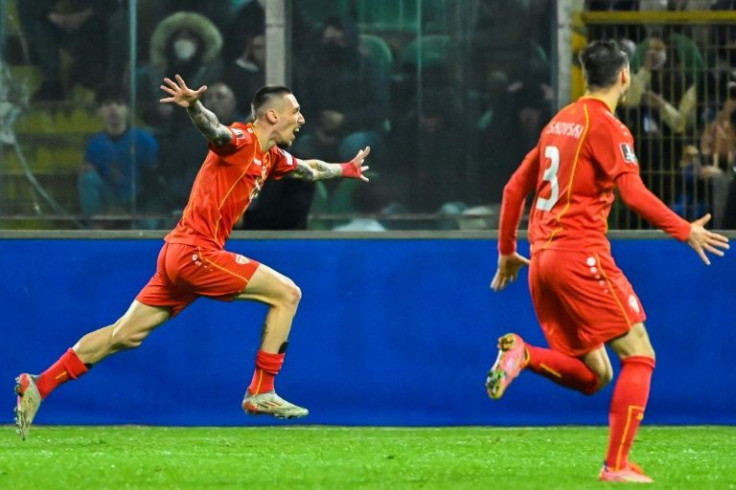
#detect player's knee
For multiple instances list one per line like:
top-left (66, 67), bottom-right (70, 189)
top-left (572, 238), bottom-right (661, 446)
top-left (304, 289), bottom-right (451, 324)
top-left (270, 278), bottom-right (301, 311)
top-left (282, 281), bottom-right (302, 309)
top-left (594, 369), bottom-right (614, 392)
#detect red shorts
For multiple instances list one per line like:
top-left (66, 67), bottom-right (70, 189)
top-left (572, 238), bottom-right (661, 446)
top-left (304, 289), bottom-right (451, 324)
top-left (136, 242), bottom-right (261, 316)
top-left (528, 249), bottom-right (646, 357)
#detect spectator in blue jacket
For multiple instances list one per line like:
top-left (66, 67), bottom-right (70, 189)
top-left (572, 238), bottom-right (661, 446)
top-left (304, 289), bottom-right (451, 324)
top-left (79, 85), bottom-right (158, 228)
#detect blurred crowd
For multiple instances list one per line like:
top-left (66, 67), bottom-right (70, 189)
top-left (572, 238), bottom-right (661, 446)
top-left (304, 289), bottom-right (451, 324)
top-left (3, 0), bottom-right (735, 229)
top-left (586, 0), bottom-right (736, 228)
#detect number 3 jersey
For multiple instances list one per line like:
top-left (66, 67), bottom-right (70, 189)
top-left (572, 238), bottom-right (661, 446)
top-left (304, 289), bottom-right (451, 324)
top-left (165, 122), bottom-right (297, 250)
top-left (498, 97), bottom-right (690, 254)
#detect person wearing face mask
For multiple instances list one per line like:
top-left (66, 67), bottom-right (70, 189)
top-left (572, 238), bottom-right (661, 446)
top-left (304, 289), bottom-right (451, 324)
top-left (172, 34), bottom-right (200, 63)
top-left (135, 12), bottom-right (224, 137)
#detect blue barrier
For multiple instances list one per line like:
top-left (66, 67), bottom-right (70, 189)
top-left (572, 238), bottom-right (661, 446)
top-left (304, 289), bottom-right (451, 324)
top-left (1, 237), bottom-right (734, 426)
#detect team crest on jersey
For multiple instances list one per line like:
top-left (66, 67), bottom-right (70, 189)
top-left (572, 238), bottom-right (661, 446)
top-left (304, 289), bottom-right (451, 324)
top-left (233, 128), bottom-right (245, 139)
top-left (619, 143), bottom-right (638, 164)
top-left (628, 294), bottom-right (640, 314)
top-left (235, 254), bottom-right (249, 265)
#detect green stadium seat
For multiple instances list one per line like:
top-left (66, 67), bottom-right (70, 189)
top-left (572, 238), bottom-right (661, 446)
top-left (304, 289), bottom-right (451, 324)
top-left (400, 34), bottom-right (450, 68)
top-left (359, 33), bottom-right (394, 73)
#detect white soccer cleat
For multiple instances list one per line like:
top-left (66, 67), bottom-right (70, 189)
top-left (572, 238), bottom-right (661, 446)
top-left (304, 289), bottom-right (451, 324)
top-left (14, 373), bottom-right (42, 441)
top-left (242, 390), bottom-right (309, 419)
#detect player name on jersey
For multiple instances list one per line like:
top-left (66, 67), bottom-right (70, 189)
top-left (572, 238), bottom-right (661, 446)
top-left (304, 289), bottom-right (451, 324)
top-left (545, 121), bottom-right (584, 139)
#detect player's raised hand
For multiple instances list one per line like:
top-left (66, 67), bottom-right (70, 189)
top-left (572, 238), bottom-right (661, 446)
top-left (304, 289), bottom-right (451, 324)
top-left (159, 74), bottom-right (207, 108)
top-left (687, 213), bottom-right (729, 266)
top-left (491, 252), bottom-right (531, 292)
top-left (341, 146), bottom-right (371, 182)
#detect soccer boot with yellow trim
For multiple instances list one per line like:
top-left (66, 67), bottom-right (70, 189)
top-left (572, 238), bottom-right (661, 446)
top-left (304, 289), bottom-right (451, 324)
top-left (486, 333), bottom-right (528, 400)
top-left (242, 390), bottom-right (309, 419)
top-left (598, 462), bottom-right (654, 483)
top-left (14, 373), bottom-right (42, 441)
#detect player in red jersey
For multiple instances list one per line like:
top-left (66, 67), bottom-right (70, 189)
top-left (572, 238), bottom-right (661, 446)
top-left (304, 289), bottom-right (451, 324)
top-left (485, 41), bottom-right (729, 483)
top-left (14, 75), bottom-right (371, 439)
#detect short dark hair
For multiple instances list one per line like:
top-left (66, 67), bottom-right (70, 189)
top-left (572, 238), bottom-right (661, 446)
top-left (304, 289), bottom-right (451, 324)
top-left (250, 85), bottom-right (292, 118)
top-left (95, 84), bottom-right (129, 106)
top-left (579, 40), bottom-right (629, 90)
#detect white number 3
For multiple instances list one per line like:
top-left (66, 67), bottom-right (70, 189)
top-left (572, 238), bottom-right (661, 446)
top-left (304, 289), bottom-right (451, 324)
top-left (535, 145), bottom-right (560, 212)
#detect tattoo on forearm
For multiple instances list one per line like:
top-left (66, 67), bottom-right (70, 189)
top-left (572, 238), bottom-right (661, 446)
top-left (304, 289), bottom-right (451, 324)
top-left (291, 159), bottom-right (342, 181)
top-left (187, 101), bottom-right (231, 146)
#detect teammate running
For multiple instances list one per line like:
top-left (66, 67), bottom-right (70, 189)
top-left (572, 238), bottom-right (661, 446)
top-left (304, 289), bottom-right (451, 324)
top-left (486, 41), bottom-right (729, 483)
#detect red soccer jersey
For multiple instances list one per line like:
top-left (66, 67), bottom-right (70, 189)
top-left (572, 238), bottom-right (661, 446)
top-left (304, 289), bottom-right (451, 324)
top-left (165, 122), bottom-right (297, 249)
top-left (498, 97), bottom-right (690, 254)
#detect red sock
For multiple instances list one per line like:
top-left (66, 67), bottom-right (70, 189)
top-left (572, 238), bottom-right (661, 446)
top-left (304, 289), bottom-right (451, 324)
top-left (35, 348), bottom-right (89, 399)
top-left (605, 356), bottom-right (656, 470)
top-left (247, 350), bottom-right (285, 395)
top-left (526, 345), bottom-right (599, 395)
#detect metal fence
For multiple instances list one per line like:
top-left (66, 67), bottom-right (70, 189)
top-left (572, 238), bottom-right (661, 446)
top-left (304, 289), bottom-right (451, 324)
top-left (580, 10), bottom-right (736, 230)
top-left (2, 4), bottom-right (735, 231)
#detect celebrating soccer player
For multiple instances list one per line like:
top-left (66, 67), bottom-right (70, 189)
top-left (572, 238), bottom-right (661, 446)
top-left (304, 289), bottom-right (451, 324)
top-left (14, 75), bottom-right (370, 439)
top-left (486, 41), bottom-right (729, 483)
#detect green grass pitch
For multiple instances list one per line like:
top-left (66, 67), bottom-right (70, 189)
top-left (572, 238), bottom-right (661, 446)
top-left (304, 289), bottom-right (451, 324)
top-left (1, 426), bottom-right (734, 489)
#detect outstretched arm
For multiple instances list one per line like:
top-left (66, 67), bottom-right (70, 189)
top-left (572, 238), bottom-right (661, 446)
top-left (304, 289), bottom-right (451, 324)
top-left (617, 172), bottom-right (729, 265)
top-left (159, 74), bottom-right (232, 147)
top-left (290, 146), bottom-right (370, 182)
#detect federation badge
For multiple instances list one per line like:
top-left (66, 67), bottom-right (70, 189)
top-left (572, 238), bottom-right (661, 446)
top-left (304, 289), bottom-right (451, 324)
top-left (619, 143), bottom-right (638, 164)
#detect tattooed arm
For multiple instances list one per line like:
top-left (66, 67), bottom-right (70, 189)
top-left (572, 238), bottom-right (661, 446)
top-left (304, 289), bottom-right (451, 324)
top-left (291, 159), bottom-right (344, 181)
top-left (159, 74), bottom-right (231, 146)
top-left (290, 147), bottom-right (371, 182)
top-left (186, 101), bottom-right (232, 146)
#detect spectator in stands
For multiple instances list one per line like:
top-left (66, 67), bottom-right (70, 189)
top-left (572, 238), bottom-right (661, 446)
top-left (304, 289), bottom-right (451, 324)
top-left (674, 145), bottom-right (712, 220)
top-left (221, 0), bottom-right (315, 61)
top-left (622, 32), bottom-right (705, 204)
top-left (474, 70), bottom-right (517, 204)
top-left (332, 184), bottom-right (390, 232)
top-left (291, 16), bottom-right (388, 168)
top-left (626, 35), bottom-right (703, 134)
top-left (135, 12), bottom-right (224, 137)
top-left (388, 89), bottom-right (463, 215)
top-left (17, 0), bottom-right (119, 101)
top-left (222, 33), bottom-right (266, 119)
top-left (698, 92), bottom-right (736, 226)
top-left (471, 0), bottom-right (529, 82)
top-left (220, 0), bottom-right (266, 63)
top-left (78, 85), bottom-right (158, 228)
